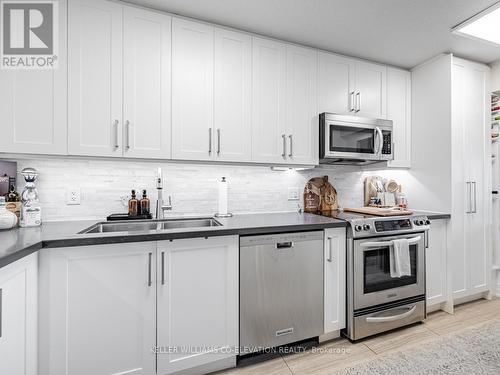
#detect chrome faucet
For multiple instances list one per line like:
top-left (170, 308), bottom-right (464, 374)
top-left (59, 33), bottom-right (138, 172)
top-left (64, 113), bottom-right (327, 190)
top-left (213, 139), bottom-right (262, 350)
top-left (155, 168), bottom-right (172, 219)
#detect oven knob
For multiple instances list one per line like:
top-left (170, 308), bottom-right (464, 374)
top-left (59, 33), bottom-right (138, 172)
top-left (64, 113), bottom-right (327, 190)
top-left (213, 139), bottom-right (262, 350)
top-left (354, 225), bottom-right (363, 232)
top-left (425, 219), bottom-right (431, 225)
top-left (416, 219), bottom-right (424, 226)
top-left (363, 224), bottom-right (371, 231)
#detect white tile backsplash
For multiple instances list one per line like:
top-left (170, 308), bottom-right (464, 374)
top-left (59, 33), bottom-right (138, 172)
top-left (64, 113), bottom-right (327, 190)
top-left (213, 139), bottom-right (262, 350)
top-left (10, 157), bottom-right (413, 222)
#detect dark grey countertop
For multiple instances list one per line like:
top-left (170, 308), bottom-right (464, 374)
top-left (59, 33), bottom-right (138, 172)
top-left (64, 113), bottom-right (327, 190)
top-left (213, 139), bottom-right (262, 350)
top-left (0, 212), bottom-right (346, 269)
top-left (409, 210), bottom-right (451, 220)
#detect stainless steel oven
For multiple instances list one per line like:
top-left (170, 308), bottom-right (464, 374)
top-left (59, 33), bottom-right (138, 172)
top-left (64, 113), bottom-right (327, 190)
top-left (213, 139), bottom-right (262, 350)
top-left (320, 113), bottom-right (393, 165)
top-left (341, 214), bottom-right (430, 341)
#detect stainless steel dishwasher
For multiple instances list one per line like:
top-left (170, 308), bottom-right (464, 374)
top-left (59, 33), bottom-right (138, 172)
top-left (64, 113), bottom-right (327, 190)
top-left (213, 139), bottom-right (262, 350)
top-left (240, 231), bottom-right (324, 352)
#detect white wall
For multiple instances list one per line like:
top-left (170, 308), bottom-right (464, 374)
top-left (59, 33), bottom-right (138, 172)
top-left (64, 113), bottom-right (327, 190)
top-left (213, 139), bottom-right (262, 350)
top-left (7, 157), bottom-right (419, 222)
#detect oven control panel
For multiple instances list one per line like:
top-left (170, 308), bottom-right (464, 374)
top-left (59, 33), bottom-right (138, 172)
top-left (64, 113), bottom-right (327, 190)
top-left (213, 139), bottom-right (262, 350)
top-left (374, 219), bottom-right (412, 232)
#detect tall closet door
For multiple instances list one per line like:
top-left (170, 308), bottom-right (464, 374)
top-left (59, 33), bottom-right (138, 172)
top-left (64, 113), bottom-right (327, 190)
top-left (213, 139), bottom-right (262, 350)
top-left (464, 62), bottom-right (490, 294)
top-left (123, 6), bottom-right (171, 159)
top-left (68, 0), bottom-right (123, 157)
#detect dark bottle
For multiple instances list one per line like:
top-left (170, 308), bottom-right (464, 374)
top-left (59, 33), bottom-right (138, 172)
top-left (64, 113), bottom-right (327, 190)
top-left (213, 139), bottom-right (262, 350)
top-left (5, 185), bottom-right (20, 202)
top-left (128, 190), bottom-right (139, 216)
top-left (140, 190), bottom-right (150, 215)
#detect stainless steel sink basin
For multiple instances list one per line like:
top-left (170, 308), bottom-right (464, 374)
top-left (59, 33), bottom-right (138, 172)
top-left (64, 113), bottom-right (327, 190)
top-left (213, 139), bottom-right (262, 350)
top-left (79, 218), bottom-right (222, 234)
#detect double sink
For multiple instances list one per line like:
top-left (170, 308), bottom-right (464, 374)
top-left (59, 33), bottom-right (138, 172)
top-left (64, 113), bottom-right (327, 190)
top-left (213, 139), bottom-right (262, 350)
top-left (79, 217), bottom-right (222, 234)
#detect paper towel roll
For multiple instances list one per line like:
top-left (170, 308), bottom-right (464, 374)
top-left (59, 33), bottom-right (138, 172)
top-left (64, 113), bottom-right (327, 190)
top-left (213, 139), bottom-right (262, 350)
top-left (218, 177), bottom-right (228, 216)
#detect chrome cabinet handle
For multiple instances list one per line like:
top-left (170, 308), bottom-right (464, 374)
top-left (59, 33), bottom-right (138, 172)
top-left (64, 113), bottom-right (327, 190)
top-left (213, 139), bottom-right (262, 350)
top-left (113, 120), bottom-right (119, 149)
top-left (161, 251), bottom-right (165, 285)
top-left (349, 91), bottom-right (355, 112)
top-left (208, 128), bottom-right (212, 155)
top-left (125, 120), bottom-right (130, 150)
top-left (282, 134), bottom-right (286, 158)
top-left (327, 236), bottom-right (333, 262)
top-left (288, 135), bottom-right (293, 158)
top-left (217, 128), bottom-right (221, 155)
top-left (366, 305), bottom-right (417, 323)
top-left (466, 182), bottom-right (471, 213)
top-left (355, 92), bottom-right (361, 112)
top-left (148, 252), bottom-right (152, 287)
top-left (472, 181), bottom-right (477, 213)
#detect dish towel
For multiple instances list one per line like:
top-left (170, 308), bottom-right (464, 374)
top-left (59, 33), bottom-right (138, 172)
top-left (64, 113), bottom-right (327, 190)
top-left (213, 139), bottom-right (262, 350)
top-left (390, 238), bottom-right (411, 278)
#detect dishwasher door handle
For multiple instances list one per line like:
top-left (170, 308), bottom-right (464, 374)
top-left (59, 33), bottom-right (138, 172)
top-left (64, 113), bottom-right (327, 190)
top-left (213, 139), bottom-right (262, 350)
top-left (276, 242), bottom-right (294, 249)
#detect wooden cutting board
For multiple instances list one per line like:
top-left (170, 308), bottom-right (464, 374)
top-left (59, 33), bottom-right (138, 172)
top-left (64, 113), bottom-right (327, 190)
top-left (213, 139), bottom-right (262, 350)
top-left (303, 176), bottom-right (338, 213)
top-left (344, 207), bottom-right (413, 216)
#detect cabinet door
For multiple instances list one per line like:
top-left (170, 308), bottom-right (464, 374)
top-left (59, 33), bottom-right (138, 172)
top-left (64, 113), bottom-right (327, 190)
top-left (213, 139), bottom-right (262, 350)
top-left (387, 67), bottom-right (411, 168)
top-left (465, 63), bottom-right (490, 295)
top-left (39, 243), bottom-right (156, 375)
top-left (324, 228), bottom-right (346, 333)
top-left (172, 18), bottom-right (214, 161)
top-left (214, 28), bottom-right (252, 162)
top-left (123, 7), bottom-right (171, 159)
top-left (0, 254), bottom-right (37, 375)
top-left (426, 220), bottom-right (448, 306)
top-left (157, 236), bottom-right (238, 374)
top-left (285, 45), bottom-right (318, 165)
top-left (318, 51), bottom-right (355, 115)
top-left (0, 0), bottom-right (67, 155)
top-left (68, 0), bottom-right (123, 157)
top-left (251, 37), bottom-right (287, 163)
top-left (354, 61), bottom-right (387, 119)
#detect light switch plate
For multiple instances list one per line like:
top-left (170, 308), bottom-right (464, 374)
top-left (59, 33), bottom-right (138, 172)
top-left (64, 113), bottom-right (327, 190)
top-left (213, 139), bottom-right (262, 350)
top-left (287, 187), bottom-right (299, 201)
top-left (66, 188), bottom-right (81, 205)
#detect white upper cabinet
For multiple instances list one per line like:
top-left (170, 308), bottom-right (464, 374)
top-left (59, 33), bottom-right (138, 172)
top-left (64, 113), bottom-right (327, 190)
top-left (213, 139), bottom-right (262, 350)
top-left (68, 0), bottom-right (123, 157)
top-left (285, 45), bottom-right (318, 165)
top-left (214, 28), bottom-right (252, 162)
top-left (172, 18), bottom-right (214, 161)
top-left (387, 67), bottom-right (411, 168)
top-left (0, 0), bottom-right (67, 155)
top-left (354, 61), bottom-right (387, 118)
top-left (318, 52), bottom-right (354, 114)
top-left (123, 7), bottom-right (172, 159)
top-left (251, 37), bottom-right (287, 163)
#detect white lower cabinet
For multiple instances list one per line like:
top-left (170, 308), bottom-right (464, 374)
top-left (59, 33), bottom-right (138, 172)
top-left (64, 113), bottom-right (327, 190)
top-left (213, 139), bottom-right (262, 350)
top-left (0, 254), bottom-right (38, 375)
top-left (157, 236), bottom-right (239, 375)
top-left (323, 228), bottom-right (346, 334)
top-left (425, 220), bottom-right (448, 307)
top-left (39, 236), bottom-right (238, 375)
top-left (39, 243), bottom-right (157, 375)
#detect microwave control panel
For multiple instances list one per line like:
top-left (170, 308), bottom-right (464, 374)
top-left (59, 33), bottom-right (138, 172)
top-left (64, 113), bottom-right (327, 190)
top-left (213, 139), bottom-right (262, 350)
top-left (382, 132), bottom-right (392, 155)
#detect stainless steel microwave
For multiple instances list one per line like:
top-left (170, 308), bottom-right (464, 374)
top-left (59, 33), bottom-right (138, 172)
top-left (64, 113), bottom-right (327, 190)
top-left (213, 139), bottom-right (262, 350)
top-left (320, 113), bottom-right (393, 165)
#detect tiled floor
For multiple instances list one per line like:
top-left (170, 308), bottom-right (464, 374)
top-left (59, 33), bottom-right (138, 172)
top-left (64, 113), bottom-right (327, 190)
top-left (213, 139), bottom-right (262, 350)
top-left (218, 297), bottom-right (500, 374)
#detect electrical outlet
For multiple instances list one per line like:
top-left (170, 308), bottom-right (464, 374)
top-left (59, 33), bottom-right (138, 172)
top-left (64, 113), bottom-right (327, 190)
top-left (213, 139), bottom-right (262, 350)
top-left (287, 187), bottom-right (299, 201)
top-left (66, 188), bottom-right (81, 205)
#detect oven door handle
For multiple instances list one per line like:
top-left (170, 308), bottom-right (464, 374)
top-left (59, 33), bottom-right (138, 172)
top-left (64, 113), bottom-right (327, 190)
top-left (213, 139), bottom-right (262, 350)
top-left (366, 305), bottom-right (417, 323)
top-left (360, 236), bottom-right (422, 248)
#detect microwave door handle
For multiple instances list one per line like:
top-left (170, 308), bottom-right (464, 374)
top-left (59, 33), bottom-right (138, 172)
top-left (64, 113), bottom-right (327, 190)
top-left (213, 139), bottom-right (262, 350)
top-left (375, 126), bottom-right (383, 156)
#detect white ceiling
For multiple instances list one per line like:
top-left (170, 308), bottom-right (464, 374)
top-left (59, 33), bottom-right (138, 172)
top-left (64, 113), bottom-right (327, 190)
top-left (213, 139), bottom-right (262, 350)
top-left (125, 0), bottom-right (500, 69)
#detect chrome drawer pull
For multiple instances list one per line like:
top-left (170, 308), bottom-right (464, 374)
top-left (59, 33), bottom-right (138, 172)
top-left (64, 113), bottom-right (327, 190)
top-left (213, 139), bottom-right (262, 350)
top-left (366, 305), bottom-right (417, 323)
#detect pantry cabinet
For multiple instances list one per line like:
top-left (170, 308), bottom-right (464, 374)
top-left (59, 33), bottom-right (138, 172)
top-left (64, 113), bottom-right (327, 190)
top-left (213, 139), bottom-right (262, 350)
top-left (323, 228), bottom-right (346, 334)
top-left (68, 0), bottom-right (171, 158)
top-left (318, 51), bottom-right (386, 119)
top-left (171, 18), bottom-right (214, 161)
top-left (214, 28), bottom-right (252, 162)
top-left (157, 236), bottom-right (239, 374)
top-left (0, 254), bottom-right (38, 375)
top-left (426, 220), bottom-right (448, 307)
top-left (38, 243), bottom-right (157, 375)
top-left (0, 0), bottom-right (67, 155)
top-left (387, 67), bottom-right (412, 168)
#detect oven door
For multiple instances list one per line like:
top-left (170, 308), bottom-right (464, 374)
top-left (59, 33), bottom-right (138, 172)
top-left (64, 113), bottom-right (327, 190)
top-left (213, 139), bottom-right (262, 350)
top-left (353, 233), bottom-right (425, 310)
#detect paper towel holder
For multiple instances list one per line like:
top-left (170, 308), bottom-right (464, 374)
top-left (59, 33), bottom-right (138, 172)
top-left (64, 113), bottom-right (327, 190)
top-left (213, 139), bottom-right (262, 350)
top-left (215, 176), bottom-right (233, 218)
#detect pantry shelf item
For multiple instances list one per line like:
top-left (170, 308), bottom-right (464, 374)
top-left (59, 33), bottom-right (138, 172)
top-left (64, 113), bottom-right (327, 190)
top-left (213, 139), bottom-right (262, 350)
top-left (304, 176), bottom-right (338, 213)
top-left (20, 167), bottom-right (41, 227)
